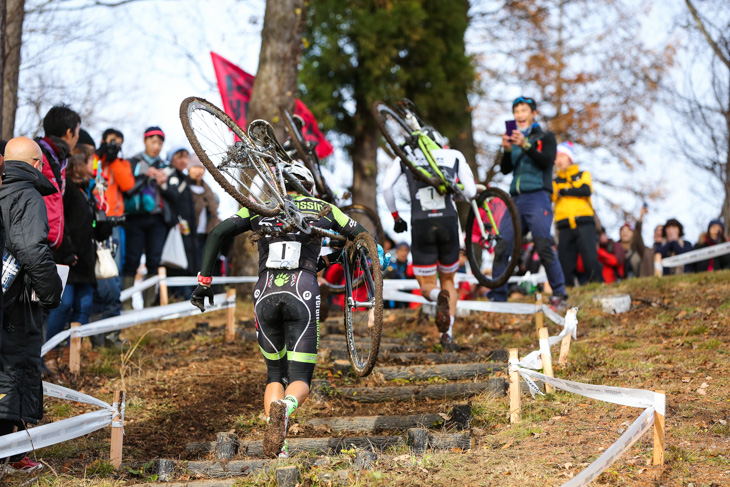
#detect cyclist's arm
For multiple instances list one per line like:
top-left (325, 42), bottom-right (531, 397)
top-left (382, 160), bottom-right (405, 214)
top-left (456, 153), bottom-right (477, 200)
top-left (327, 203), bottom-right (368, 240)
top-left (200, 208), bottom-right (253, 277)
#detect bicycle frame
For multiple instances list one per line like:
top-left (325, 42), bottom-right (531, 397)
top-left (399, 111), bottom-right (500, 244)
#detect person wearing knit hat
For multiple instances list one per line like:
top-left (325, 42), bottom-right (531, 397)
top-left (122, 126), bottom-right (172, 308)
top-left (556, 141), bottom-right (573, 163)
top-left (552, 140), bottom-right (603, 285)
top-left (77, 128), bottom-right (96, 150)
top-left (692, 218), bottom-right (729, 272)
top-left (655, 218), bottom-right (693, 276)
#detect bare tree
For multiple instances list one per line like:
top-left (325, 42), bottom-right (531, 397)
top-left (2, 0), bottom-right (23, 139)
top-left (230, 0), bottom-right (304, 277)
top-left (671, 0), bottom-right (730, 225)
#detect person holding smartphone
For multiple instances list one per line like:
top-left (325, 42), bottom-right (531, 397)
top-left (489, 96), bottom-right (568, 311)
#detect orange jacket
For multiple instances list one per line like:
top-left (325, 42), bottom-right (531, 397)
top-left (101, 156), bottom-right (135, 216)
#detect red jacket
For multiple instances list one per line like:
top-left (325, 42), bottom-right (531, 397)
top-left (37, 137), bottom-right (69, 250)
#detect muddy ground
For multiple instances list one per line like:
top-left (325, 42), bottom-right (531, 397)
top-left (2, 270), bottom-right (728, 486)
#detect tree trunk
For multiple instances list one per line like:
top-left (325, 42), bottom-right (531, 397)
top-left (351, 98), bottom-right (378, 211)
top-left (447, 87), bottom-right (478, 176)
top-left (231, 0), bottom-right (304, 277)
top-left (247, 0), bottom-right (304, 140)
top-left (2, 0), bottom-right (22, 140)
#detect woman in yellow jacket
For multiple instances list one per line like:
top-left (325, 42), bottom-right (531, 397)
top-left (552, 142), bottom-right (603, 284)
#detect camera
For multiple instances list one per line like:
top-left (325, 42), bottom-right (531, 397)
top-left (95, 210), bottom-right (126, 226)
top-left (98, 140), bottom-right (122, 162)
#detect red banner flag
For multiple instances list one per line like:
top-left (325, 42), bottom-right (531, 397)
top-left (210, 52), bottom-right (334, 159)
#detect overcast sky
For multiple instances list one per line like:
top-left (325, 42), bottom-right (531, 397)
top-left (16, 0), bottom-right (723, 244)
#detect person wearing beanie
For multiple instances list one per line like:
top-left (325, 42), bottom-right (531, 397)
top-left (123, 126), bottom-right (178, 307)
top-left (188, 152), bottom-right (221, 271)
top-left (654, 218), bottom-right (693, 275)
top-left (693, 219), bottom-right (729, 272)
top-left (77, 128), bottom-right (96, 150)
top-left (552, 140), bottom-right (603, 285)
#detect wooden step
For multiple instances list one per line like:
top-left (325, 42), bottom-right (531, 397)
top-left (377, 362), bottom-right (505, 381)
top-left (335, 378), bottom-right (508, 403)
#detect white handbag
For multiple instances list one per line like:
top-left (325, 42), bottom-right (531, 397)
top-left (95, 241), bottom-right (119, 279)
top-left (160, 224), bottom-right (189, 270)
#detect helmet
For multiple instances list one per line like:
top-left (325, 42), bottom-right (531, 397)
top-left (284, 161), bottom-right (314, 191)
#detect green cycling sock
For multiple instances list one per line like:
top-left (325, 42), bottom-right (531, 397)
top-left (283, 395), bottom-right (298, 417)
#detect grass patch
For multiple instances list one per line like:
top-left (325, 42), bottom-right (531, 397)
top-left (612, 341), bottom-right (638, 350)
top-left (698, 338), bottom-right (722, 350)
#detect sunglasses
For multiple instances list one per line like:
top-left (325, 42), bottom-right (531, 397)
top-left (512, 96), bottom-right (537, 110)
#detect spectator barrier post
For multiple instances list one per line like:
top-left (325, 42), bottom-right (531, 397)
top-left (653, 389), bottom-right (665, 466)
top-left (158, 267), bottom-right (169, 306)
top-left (534, 293), bottom-right (543, 334)
top-left (69, 322), bottom-right (81, 374)
top-left (110, 389), bottom-right (125, 468)
top-left (559, 332), bottom-right (572, 365)
top-left (538, 327), bottom-right (555, 393)
top-left (509, 348), bottom-right (521, 424)
top-left (225, 288), bottom-right (236, 343)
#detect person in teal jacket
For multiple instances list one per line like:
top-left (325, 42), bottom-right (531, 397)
top-left (488, 96), bottom-right (568, 311)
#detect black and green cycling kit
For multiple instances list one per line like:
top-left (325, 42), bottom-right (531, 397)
top-left (200, 195), bottom-right (367, 387)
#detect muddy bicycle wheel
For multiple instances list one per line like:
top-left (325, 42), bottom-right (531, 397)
top-left (180, 97), bottom-right (284, 217)
top-left (464, 187), bottom-right (522, 288)
top-left (344, 232), bottom-right (383, 376)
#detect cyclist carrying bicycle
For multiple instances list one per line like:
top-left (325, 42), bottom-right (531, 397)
top-left (382, 129), bottom-right (477, 346)
top-left (190, 161), bottom-right (385, 458)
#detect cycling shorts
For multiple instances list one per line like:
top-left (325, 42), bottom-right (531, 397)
top-left (410, 217), bottom-right (460, 276)
top-left (253, 269), bottom-right (320, 387)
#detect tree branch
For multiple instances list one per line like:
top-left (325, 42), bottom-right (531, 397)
top-left (684, 0), bottom-right (730, 70)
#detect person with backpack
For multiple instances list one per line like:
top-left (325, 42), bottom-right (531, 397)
top-left (35, 105), bottom-right (81, 250)
top-left (122, 127), bottom-right (177, 307)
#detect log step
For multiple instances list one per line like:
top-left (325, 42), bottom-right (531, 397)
top-left (186, 459), bottom-right (273, 477)
top-left (383, 349), bottom-right (509, 364)
top-left (377, 362), bottom-right (505, 381)
top-left (302, 413), bottom-right (444, 433)
top-left (335, 378), bottom-right (508, 403)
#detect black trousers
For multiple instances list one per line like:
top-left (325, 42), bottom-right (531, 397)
top-left (558, 223), bottom-right (603, 285)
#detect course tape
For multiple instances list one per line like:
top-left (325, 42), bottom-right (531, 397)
top-left (42, 292), bottom-right (233, 356)
top-left (661, 241), bottom-right (730, 267)
top-left (120, 275), bottom-right (258, 302)
top-left (0, 409), bottom-right (112, 459)
top-left (43, 382), bottom-right (112, 410)
top-left (509, 364), bottom-right (665, 417)
top-left (562, 407), bottom-right (655, 487)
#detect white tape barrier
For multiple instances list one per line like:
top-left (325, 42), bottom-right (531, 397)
top-left (661, 241), bottom-right (730, 267)
top-left (562, 407), bottom-right (655, 487)
top-left (516, 308), bottom-right (577, 372)
top-left (0, 409), bottom-right (112, 460)
top-left (385, 289), bottom-right (571, 326)
top-left (119, 275), bottom-right (160, 302)
top-left (42, 292), bottom-right (233, 356)
top-left (43, 382), bottom-right (111, 410)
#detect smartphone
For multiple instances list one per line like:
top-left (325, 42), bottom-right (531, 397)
top-left (505, 120), bottom-right (517, 135)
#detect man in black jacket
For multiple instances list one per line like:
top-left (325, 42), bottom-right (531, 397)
top-left (0, 137), bottom-right (63, 473)
top-left (488, 96), bottom-right (568, 310)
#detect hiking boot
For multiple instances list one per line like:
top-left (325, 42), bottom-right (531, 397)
top-left (7, 456), bottom-right (43, 473)
top-left (549, 294), bottom-right (569, 314)
top-left (435, 290), bottom-right (450, 333)
top-left (263, 400), bottom-right (288, 458)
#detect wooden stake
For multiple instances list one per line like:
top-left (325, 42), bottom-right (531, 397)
top-left (538, 327), bottom-right (554, 393)
top-left (69, 322), bottom-right (81, 374)
top-left (110, 390), bottom-right (125, 468)
top-left (653, 390), bottom-right (665, 466)
top-left (225, 288), bottom-right (236, 343)
top-left (535, 293), bottom-right (544, 334)
top-left (158, 267), bottom-right (168, 306)
top-left (508, 348), bottom-right (521, 424)
top-left (558, 333), bottom-right (572, 366)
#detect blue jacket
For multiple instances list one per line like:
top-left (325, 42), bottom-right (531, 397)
top-left (500, 124), bottom-right (557, 195)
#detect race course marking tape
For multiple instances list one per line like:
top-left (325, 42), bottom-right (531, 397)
top-left (661, 241), bottom-right (730, 267)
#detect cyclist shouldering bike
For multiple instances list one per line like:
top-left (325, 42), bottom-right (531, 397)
top-left (190, 161), bottom-right (386, 458)
top-left (380, 101), bottom-right (477, 347)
